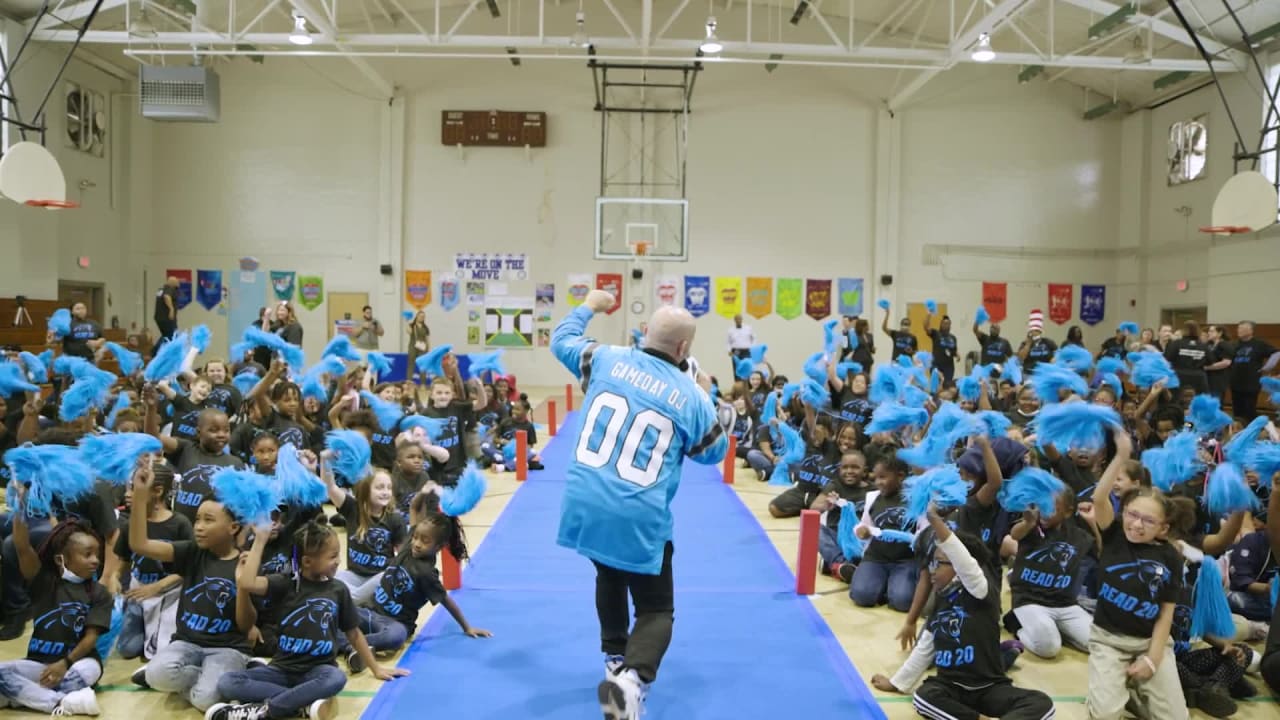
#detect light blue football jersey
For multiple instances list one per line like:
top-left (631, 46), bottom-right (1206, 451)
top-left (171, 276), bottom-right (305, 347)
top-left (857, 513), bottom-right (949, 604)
top-left (551, 306), bottom-right (727, 575)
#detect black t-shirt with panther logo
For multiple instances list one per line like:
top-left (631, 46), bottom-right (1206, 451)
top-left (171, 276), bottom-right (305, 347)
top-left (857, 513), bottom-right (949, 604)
top-left (167, 440), bottom-right (244, 525)
top-left (422, 403), bottom-right (472, 482)
top-left (1009, 521), bottom-right (1095, 608)
top-left (372, 547), bottom-right (448, 634)
top-left (928, 566), bottom-right (1005, 688)
top-left (26, 569), bottom-right (112, 666)
top-left (1094, 523), bottom-right (1182, 638)
top-left (339, 495), bottom-right (408, 577)
top-left (170, 540), bottom-right (247, 650)
top-left (862, 490), bottom-right (914, 564)
top-left (114, 512), bottom-right (193, 587)
top-left (264, 574), bottom-right (358, 674)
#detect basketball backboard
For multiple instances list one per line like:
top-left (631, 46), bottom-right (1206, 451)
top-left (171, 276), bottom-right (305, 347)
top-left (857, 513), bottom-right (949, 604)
top-left (595, 197), bottom-right (688, 262)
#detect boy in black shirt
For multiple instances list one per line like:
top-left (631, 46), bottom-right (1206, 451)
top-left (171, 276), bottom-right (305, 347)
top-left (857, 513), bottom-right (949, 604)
top-left (421, 378), bottom-right (477, 486)
top-left (810, 451), bottom-right (870, 583)
top-left (146, 398), bottom-right (244, 524)
top-left (905, 507), bottom-right (1053, 719)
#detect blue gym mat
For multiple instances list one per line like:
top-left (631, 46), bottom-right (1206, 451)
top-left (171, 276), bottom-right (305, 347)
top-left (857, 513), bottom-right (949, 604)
top-left (361, 412), bottom-right (885, 720)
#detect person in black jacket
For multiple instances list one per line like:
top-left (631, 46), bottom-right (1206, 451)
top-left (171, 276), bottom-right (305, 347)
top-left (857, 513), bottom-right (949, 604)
top-left (1164, 321), bottom-right (1208, 395)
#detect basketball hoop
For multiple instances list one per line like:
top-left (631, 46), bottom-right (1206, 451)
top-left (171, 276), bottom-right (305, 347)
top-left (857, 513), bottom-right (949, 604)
top-left (632, 242), bottom-right (650, 257)
top-left (1198, 225), bottom-right (1252, 235)
top-left (24, 199), bottom-right (79, 209)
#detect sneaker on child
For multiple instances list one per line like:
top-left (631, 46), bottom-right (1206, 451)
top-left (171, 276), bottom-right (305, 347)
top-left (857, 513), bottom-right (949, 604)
top-left (52, 687), bottom-right (99, 716)
top-left (131, 665), bottom-right (150, 688)
top-left (303, 697), bottom-right (337, 720)
top-left (604, 654), bottom-right (625, 675)
top-left (597, 668), bottom-right (646, 720)
top-left (206, 702), bottom-right (270, 720)
top-left (346, 649), bottom-right (367, 674)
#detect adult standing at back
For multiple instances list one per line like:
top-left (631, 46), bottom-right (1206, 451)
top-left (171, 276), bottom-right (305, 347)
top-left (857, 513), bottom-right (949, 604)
top-left (1017, 309), bottom-right (1057, 375)
top-left (1164, 321), bottom-right (1208, 394)
top-left (551, 289), bottom-right (728, 720)
top-left (352, 305), bottom-right (384, 351)
top-left (726, 314), bottom-right (755, 375)
top-left (1229, 321), bottom-right (1279, 420)
top-left (55, 302), bottom-right (103, 361)
top-left (1204, 325), bottom-right (1233, 400)
top-left (923, 312), bottom-right (957, 383)
top-left (252, 302), bottom-right (304, 370)
top-left (407, 311), bottom-right (431, 383)
top-left (973, 317), bottom-right (1013, 367)
top-left (881, 306), bottom-right (918, 361)
top-left (154, 277), bottom-right (180, 353)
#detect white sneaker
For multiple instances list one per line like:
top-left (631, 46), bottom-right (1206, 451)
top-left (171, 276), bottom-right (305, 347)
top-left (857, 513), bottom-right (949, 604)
top-left (52, 687), bottom-right (100, 716)
top-left (598, 668), bottom-right (645, 720)
top-left (1245, 620), bottom-right (1269, 643)
top-left (302, 698), bottom-right (336, 720)
top-left (604, 654), bottom-right (625, 675)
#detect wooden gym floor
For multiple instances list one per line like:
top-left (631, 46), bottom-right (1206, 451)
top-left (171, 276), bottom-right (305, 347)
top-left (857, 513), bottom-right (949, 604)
top-left (8, 387), bottom-right (1275, 720)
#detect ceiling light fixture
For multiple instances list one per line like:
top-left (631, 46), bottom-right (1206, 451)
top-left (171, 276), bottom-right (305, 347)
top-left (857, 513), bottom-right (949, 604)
top-left (289, 12), bottom-right (313, 45)
top-left (130, 2), bottom-right (157, 38)
top-left (700, 16), bottom-right (723, 54)
top-left (571, 11), bottom-right (589, 47)
top-left (485, 0), bottom-right (501, 19)
top-left (1123, 33), bottom-right (1150, 64)
top-left (971, 33), bottom-right (995, 62)
top-left (789, 0), bottom-right (809, 26)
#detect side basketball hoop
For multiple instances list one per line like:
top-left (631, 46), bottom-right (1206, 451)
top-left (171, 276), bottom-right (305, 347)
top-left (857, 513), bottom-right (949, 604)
top-left (632, 242), bottom-right (650, 258)
top-left (1198, 225), bottom-right (1252, 235)
top-left (25, 199), bottom-right (79, 209)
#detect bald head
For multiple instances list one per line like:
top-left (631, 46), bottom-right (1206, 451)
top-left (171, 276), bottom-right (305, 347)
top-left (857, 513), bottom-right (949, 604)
top-left (645, 306), bottom-right (697, 362)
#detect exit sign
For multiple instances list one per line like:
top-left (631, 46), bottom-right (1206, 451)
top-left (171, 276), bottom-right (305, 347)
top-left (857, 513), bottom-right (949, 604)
top-left (1175, 280), bottom-right (1188, 292)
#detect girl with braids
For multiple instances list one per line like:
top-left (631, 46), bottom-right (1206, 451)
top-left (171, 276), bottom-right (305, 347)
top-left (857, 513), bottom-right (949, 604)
top-left (359, 513), bottom-right (490, 658)
top-left (208, 522), bottom-right (407, 720)
top-left (0, 508), bottom-right (108, 716)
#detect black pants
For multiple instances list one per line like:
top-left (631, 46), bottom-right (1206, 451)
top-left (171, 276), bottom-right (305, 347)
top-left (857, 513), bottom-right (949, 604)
top-left (1176, 371), bottom-right (1208, 396)
top-left (593, 541), bottom-right (674, 684)
top-left (1177, 646), bottom-right (1245, 690)
top-left (155, 320), bottom-right (177, 357)
top-left (913, 677), bottom-right (1054, 720)
top-left (1231, 388), bottom-right (1259, 421)
top-left (1263, 649), bottom-right (1280, 697)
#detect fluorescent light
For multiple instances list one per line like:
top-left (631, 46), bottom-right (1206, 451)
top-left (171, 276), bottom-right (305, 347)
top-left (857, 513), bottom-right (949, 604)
top-left (289, 13), bottom-right (313, 45)
top-left (699, 16), bottom-right (722, 54)
top-left (971, 33), bottom-right (995, 62)
top-left (130, 6), bottom-right (157, 38)
top-left (571, 12), bottom-right (589, 47)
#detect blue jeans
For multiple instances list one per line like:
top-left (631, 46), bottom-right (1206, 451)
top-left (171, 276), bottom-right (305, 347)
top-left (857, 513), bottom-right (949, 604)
top-left (359, 608), bottom-right (410, 653)
top-left (0, 658), bottom-right (101, 712)
top-left (217, 664), bottom-right (346, 718)
top-left (1228, 590), bottom-right (1273, 621)
top-left (1, 516), bottom-right (52, 616)
top-left (145, 639), bottom-right (247, 711)
top-left (116, 599), bottom-right (145, 660)
top-left (817, 526), bottom-right (850, 571)
top-left (745, 450), bottom-right (774, 480)
top-left (849, 560), bottom-right (917, 612)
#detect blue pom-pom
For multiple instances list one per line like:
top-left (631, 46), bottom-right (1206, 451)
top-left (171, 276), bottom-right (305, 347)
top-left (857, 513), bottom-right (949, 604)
top-left (914, 351), bottom-right (934, 370)
top-left (877, 298), bottom-right (890, 311)
top-left (780, 382), bottom-right (802, 407)
top-left (1098, 373), bottom-right (1124, 399)
top-left (767, 423), bottom-right (805, 486)
top-left (866, 403), bottom-right (928, 434)
top-left (360, 390), bottom-right (404, 432)
top-left (957, 376), bottom-right (981, 403)
top-left (846, 329), bottom-right (859, 351)
top-left (366, 352), bottom-right (392, 380)
top-left (466, 350), bottom-right (506, 380)
top-left (631, 328), bottom-right (644, 348)
top-left (1190, 559), bottom-right (1236, 641)
top-left (144, 331), bottom-right (190, 382)
top-left (1119, 322), bottom-right (1140, 336)
top-left (103, 341), bottom-right (143, 377)
top-left (6, 445), bottom-right (96, 518)
top-left (836, 362), bottom-right (862, 378)
top-left (904, 465), bottom-right (968, 520)
top-left (321, 335), bottom-right (361, 362)
top-left (1096, 356), bottom-right (1126, 377)
top-left (972, 411), bottom-right (1011, 438)
top-left (299, 374), bottom-right (328, 403)
top-left (1207, 462), bottom-right (1260, 516)
top-left (325, 430), bottom-right (371, 483)
top-left (1225, 416), bottom-right (1271, 463)
top-left (900, 385), bottom-right (931, 409)
top-left (190, 325), bottom-right (212, 354)
top-left (1271, 576), bottom-right (1279, 611)
top-left (105, 392), bottom-right (132, 431)
top-left (974, 307), bottom-right (990, 326)
top-left (877, 529), bottom-right (916, 544)
top-left (416, 345), bottom-right (452, 378)
top-left (1142, 431), bottom-right (1204, 492)
top-left (799, 378), bottom-right (830, 409)
top-left (53, 355), bottom-right (93, 379)
top-left (275, 443), bottom-right (327, 508)
top-left (232, 370), bottom-right (260, 397)
top-left (402, 414), bottom-right (450, 442)
top-left (931, 368), bottom-right (943, 394)
top-left (896, 354), bottom-right (914, 369)
top-left (48, 308), bottom-right (71, 338)
top-left (1263, 377), bottom-right (1280, 405)
top-left (239, 327), bottom-right (306, 371)
top-left (0, 362), bottom-right (38, 395)
top-left (735, 357), bottom-right (755, 381)
top-left (441, 462), bottom-right (487, 516)
top-left (870, 364), bottom-right (906, 405)
top-left (997, 467), bottom-right (1065, 512)
top-left (212, 468), bottom-right (281, 526)
top-left (1242, 445), bottom-right (1280, 488)
top-left (59, 367), bottom-right (116, 422)
top-left (402, 310), bottom-right (415, 321)
top-left (1189, 395), bottom-right (1232, 435)
top-left (822, 319), bottom-right (840, 352)
top-left (18, 352), bottom-right (48, 384)
top-left (837, 504), bottom-right (864, 562)
top-left (749, 344), bottom-right (768, 364)
top-left (78, 433), bottom-right (162, 484)
top-left (924, 299), bottom-right (938, 315)
top-left (803, 352), bottom-right (828, 385)
top-left (759, 392), bottom-right (779, 427)
top-left (1029, 363), bottom-right (1089, 404)
top-left (96, 597), bottom-right (125, 661)
top-left (1001, 357), bottom-right (1023, 385)
top-left (1033, 402), bottom-right (1122, 453)
top-left (1054, 345), bottom-right (1094, 374)
top-left (1129, 351), bottom-right (1179, 389)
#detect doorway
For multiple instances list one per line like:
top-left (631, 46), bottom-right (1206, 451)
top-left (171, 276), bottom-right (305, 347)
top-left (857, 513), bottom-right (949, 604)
top-left (1160, 306), bottom-right (1207, 330)
top-left (58, 281), bottom-right (107, 326)
top-left (327, 292), bottom-right (369, 340)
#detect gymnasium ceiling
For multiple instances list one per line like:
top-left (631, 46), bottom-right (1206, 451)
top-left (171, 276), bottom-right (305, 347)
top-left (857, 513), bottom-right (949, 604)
top-left (4, 0), bottom-right (1279, 108)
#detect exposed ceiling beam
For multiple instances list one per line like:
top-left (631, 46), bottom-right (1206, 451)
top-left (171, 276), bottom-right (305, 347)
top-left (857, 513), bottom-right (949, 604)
top-left (33, 0), bottom-right (128, 31)
top-left (286, 0), bottom-right (395, 97)
top-left (888, 0), bottom-right (1032, 111)
top-left (1056, 0), bottom-right (1245, 65)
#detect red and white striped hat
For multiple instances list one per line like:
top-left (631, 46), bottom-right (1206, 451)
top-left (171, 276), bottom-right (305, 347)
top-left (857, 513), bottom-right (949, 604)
top-left (1028, 309), bottom-right (1044, 332)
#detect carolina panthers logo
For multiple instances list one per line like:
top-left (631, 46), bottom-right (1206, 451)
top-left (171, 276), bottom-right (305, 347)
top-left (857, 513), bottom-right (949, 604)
top-left (1105, 559), bottom-right (1170, 598)
top-left (928, 607), bottom-right (967, 641)
top-left (875, 506), bottom-right (909, 532)
top-left (1172, 603), bottom-right (1192, 637)
top-left (276, 426), bottom-right (306, 448)
top-left (34, 602), bottom-right (88, 635)
top-left (478, 412), bottom-right (498, 428)
top-left (381, 566), bottom-right (414, 600)
top-left (1026, 541), bottom-right (1079, 571)
top-left (184, 577), bottom-right (235, 609)
top-left (207, 388), bottom-right (233, 411)
top-left (261, 552), bottom-right (290, 575)
top-left (362, 527), bottom-right (392, 554)
top-left (280, 598), bottom-right (337, 635)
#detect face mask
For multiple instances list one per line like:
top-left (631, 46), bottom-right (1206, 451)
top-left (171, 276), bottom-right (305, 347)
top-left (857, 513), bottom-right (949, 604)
top-left (60, 564), bottom-right (86, 584)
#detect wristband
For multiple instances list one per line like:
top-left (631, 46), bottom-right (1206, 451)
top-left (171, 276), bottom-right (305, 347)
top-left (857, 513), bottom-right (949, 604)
top-left (1139, 655), bottom-right (1157, 673)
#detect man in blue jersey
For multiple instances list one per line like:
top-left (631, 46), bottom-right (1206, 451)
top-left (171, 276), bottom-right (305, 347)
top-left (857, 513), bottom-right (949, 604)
top-left (552, 289), bottom-right (728, 720)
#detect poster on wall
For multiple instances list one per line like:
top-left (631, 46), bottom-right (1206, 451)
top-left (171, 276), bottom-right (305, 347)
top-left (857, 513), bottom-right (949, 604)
top-left (566, 274), bottom-right (591, 307)
top-left (440, 279), bottom-right (460, 311)
top-left (453, 253), bottom-right (530, 280)
top-left (746, 277), bottom-right (772, 319)
top-left (167, 270), bottom-right (193, 310)
top-left (297, 275), bottom-right (324, 310)
top-left (655, 276), bottom-right (680, 308)
top-left (684, 276), bottom-right (710, 318)
top-left (466, 282), bottom-right (486, 307)
top-left (485, 297), bottom-right (534, 347)
top-left (467, 326), bottom-right (481, 345)
top-left (1048, 283), bottom-right (1073, 325)
top-left (837, 278), bottom-right (864, 317)
top-left (535, 283), bottom-right (555, 322)
top-left (1080, 285), bottom-right (1105, 326)
top-left (981, 282), bottom-right (1007, 323)
top-left (405, 270), bottom-right (432, 309)
top-left (536, 328), bottom-right (551, 347)
top-left (334, 319), bottom-right (359, 337)
top-left (196, 270), bottom-right (223, 311)
top-left (805, 279), bottom-right (832, 320)
top-left (776, 278), bottom-right (802, 320)
top-left (714, 277), bottom-right (742, 319)
top-left (270, 271), bottom-right (296, 302)
top-left (596, 273), bottom-right (623, 315)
